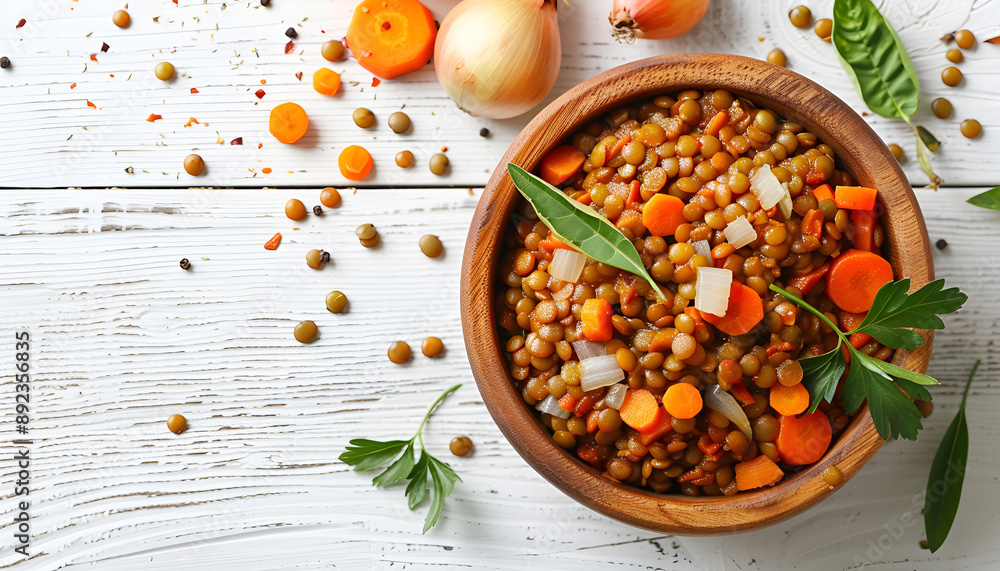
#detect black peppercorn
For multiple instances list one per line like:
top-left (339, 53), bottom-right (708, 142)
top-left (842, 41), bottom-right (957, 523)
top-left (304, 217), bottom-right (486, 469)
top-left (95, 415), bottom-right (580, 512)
top-left (180, 258), bottom-right (191, 270)
top-left (285, 27), bottom-right (297, 39)
top-left (320, 251), bottom-right (330, 264)
top-left (313, 205), bottom-right (323, 216)
top-left (935, 239), bottom-right (948, 250)
top-left (479, 127), bottom-right (489, 137)
top-left (0, 57), bottom-right (10, 69)
top-left (260, 0), bottom-right (270, 5)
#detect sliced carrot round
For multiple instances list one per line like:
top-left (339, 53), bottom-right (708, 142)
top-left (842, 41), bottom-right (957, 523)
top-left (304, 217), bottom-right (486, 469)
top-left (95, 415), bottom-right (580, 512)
top-left (825, 249), bottom-right (893, 313)
top-left (642, 193), bottom-right (687, 236)
top-left (312, 68), bottom-right (342, 96)
top-left (618, 388), bottom-right (663, 433)
top-left (269, 102), bottom-right (309, 144)
top-left (701, 280), bottom-right (764, 336)
top-left (339, 145), bottom-right (374, 181)
top-left (346, 0), bottom-right (437, 79)
top-left (769, 382), bottom-right (810, 416)
top-left (775, 410), bottom-right (833, 466)
top-left (663, 382), bottom-right (703, 420)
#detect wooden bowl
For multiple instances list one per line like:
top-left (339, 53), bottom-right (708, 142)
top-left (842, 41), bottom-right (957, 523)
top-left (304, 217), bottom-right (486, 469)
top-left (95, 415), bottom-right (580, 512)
top-left (460, 54), bottom-right (933, 535)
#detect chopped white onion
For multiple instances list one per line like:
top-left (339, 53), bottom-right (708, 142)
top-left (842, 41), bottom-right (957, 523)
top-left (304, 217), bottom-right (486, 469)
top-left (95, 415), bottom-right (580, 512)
top-left (548, 248), bottom-right (587, 283)
top-left (535, 394), bottom-right (571, 419)
top-left (703, 384), bottom-right (752, 439)
top-left (694, 266), bottom-right (733, 317)
top-left (724, 216), bottom-right (756, 249)
top-left (777, 182), bottom-right (794, 219)
top-left (605, 383), bottom-right (627, 410)
top-left (692, 239), bottom-right (712, 260)
top-left (750, 164), bottom-right (785, 210)
top-left (579, 354), bottom-right (625, 393)
top-left (571, 339), bottom-right (606, 361)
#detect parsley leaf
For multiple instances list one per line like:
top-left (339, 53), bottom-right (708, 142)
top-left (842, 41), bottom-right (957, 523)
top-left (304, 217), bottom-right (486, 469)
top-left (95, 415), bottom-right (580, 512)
top-left (852, 279), bottom-right (967, 351)
top-left (338, 384), bottom-right (462, 532)
top-left (799, 346), bottom-right (847, 413)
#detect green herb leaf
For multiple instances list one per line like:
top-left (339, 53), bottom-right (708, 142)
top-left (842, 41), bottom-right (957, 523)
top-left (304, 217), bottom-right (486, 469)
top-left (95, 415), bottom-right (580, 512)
top-left (372, 441), bottom-right (416, 487)
top-left (340, 439), bottom-right (410, 471)
top-left (916, 125), bottom-right (941, 152)
top-left (423, 456), bottom-right (461, 533)
top-left (924, 360), bottom-right (978, 552)
top-left (848, 351), bottom-right (925, 440)
top-left (853, 279), bottom-right (967, 351)
top-left (967, 186), bottom-right (1000, 210)
top-left (507, 164), bottom-right (667, 303)
top-left (405, 454), bottom-right (430, 509)
top-left (799, 346), bottom-right (847, 413)
top-left (831, 0), bottom-right (920, 119)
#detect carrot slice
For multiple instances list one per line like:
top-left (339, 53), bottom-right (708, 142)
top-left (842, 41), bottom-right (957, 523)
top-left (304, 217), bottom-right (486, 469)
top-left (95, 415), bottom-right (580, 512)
top-left (346, 0), bottom-right (437, 79)
top-left (619, 388), bottom-right (663, 433)
top-left (626, 179), bottom-right (641, 206)
top-left (704, 110), bottom-right (729, 137)
top-left (730, 382), bottom-right (756, 407)
top-left (801, 208), bottom-right (824, 240)
top-left (537, 234), bottom-right (574, 253)
top-left (849, 332), bottom-right (872, 349)
top-left (701, 280), bottom-right (764, 336)
top-left (581, 298), bottom-right (614, 342)
top-left (811, 183), bottom-right (834, 204)
top-left (608, 133), bottom-right (631, 160)
top-left (638, 412), bottom-right (674, 445)
top-left (835, 186), bottom-right (878, 210)
top-left (558, 393), bottom-right (578, 413)
top-left (735, 454), bottom-right (785, 491)
top-left (269, 102), bottom-right (309, 144)
top-left (786, 262), bottom-right (830, 295)
top-left (850, 209), bottom-right (878, 252)
top-left (338, 145), bottom-right (374, 181)
top-left (586, 410), bottom-right (600, 434)
top-left (312, 68), bottom-right (342, 96)
top-left (825, 249), bottom-right (893, 313)
top-left (775, 410), bottom-right (833, 466)
top-left (539, 145), bottom-right (586, 186)
top-left (769, 382), bottom-right (810, 416)
top-left (642, 193), bottom-right (687, 236)
top-left (663, 382), bottom-right (703, 420)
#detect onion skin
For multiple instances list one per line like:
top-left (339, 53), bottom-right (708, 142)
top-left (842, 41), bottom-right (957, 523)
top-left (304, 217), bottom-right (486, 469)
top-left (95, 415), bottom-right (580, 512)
top-left (610, 0), bottom-right (711, 42)
top-left (434, 0), bottom-right (561, 119)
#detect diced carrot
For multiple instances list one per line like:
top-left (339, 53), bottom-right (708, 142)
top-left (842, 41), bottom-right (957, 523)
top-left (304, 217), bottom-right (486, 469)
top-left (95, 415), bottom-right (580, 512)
top-left (702, 280), bottom-right (764, 336)
top-left (574, 394), bottom-right (598, 417)
top-left (801, 208), bottom-right (824, 240)
top-left (786, 262), bottom-right (830, 295)
top-left (577, 444), bottom-right (604, 465)
top-left (608, 133), bottom-right (631, 160)
top-left (811, 183), bottom-right (834, 204)
top-left (346, 0), bottom-right (437, 79)
top-left (338, 145), bottom-right (374, 181)
top-left (638, 412), bottom-right (674, 445)
top-left (539, 145), bottom-right (587, 186)
top-left (312, 68), bottom-right (342, 96)
top-left (704, 110), bottom-right (729, 137)
top-left (269, 102), bottom-right (309, 144)
top-left (825, 249), bottom-right (893, 313)
top-left (769, 382), bottom-right (810, 416)
top-left (619, 388), bottom-right (663, 433)
top-left (663, 382), bottom-right (703, 420)
top-left (850, 209), bottom-right (878, 252)
top-left (775, 410), bottom-right (833, 466)
top-left (698, 433), bottom-right (722, 456)
top-left (581, 298), bottom-right (614, 342)
top-left (626, 179), bottom-right (641, 206)
top-left (576, 191), bottom-right (592, 206)
top-left (586, 409), bottom-right (600, 434)
top-left (735, 454), bottom-right (785, 491)
top-left (537, 233), bottom-right (574, 253)
top-left (835, 186), bottom-right (878, 210)
top-left (647, 329), bottom-right (677, 353)
top-left (838, 310), bottom-right (867, 333)
top-left (677, 467), bottom-right (706, 483)
top-left (146, 113), bottom-right (162, 122)
top-left (849, 332), bottom-right (872, 349)
top-left (730, 382), bottom-right (756, 407)
top-left (263, 232), bottom-right (282, 250)
top-left (558, 393), bottom-right (578, 413)
top-left (642, 193), bottom-right (687, 237)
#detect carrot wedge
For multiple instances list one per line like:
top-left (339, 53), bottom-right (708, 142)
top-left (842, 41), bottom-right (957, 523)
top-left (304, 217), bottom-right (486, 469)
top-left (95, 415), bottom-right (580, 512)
top-left (835, 186), bottom-right (878, 210)
top-left (540, 145), bottom-right (586, 186)
top-left (735, 454), bottom-right (785, 490)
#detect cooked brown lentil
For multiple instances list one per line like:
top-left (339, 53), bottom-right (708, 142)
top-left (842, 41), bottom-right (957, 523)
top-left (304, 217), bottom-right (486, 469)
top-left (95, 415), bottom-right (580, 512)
top-left (326, 290), bottom-right (348, 313)
top-left (356, 224), bottom-right (379, 248)
top-left (388, 111), bottom-right (411, 134)
top-left (155, 62), bottom-right (175, 81)
top-left (814, 18), bottom-right (832, 42)
top-left (353, 108), bottom-right (376, 128)
top-left (422, 336), bottom-right (444, 357)
top-left (322, 40), bottom-right (346, 62)
top-left (887, 143), bottom-right (904, 162)
top-left (960, 119), bottom-right (981, 138)
top-left (113, 10), bottom-right (131, 28)
top-left (954, 29), bottom-right (975, 49)
top-left (430, 153), bottom-right (449, 175)
top-left (294, 321), bottom-right (318, 344)
top-left (395, 150), bottom-right (415, 168)
top-left (821, 465), bottom-right (843, 487)
top-left (945, 48), bottom-right (963, 63)
top-left (788, 6), bottom-right (812, 28)
top-left (184, 154), bottom-right (205, 176)
top-left (320, 187), bottom-right (342, 208)
top-left (419, 234), bottom-right (444, 258)
top-left (306, 249), bottom-right (329, 269)
top-left (167, 414), bottom-right (187, 434)
top-left (388, 341), bottom-right (411, 364)
top-left (285, 199), bottom-right (308, 221)
top-left (931, 97), bottom-right (953, 119)
top-left (450, 436), bottom-right (473, 456)
top-left (942, 66), bottom-right (963, 87)
top-left (766, 49), bottom-right (787, 67)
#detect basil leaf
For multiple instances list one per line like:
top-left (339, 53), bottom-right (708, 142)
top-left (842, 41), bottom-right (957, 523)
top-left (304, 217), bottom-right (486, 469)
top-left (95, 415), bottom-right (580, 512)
top-left (340, 439), bottom-right (410, 471)
top-left (372, 441), bottom-right (416, 487)
top-left (507, 164), bottom-right (666, 302)
top-left (924, 360), bottom-right (978, 552)
top-left (916, 125), bottom-right (941, 152)
top-left (800, 346), bottom-right (847, 413)
top-left (967, 186), bottom-right (1000, 210)
top-left (832, 0), bottom-right (920, 119)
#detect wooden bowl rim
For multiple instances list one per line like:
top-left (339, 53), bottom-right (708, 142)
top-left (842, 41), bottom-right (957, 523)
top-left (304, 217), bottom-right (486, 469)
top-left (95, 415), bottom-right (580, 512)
top-left (460, 53), bottom-right (933, 535)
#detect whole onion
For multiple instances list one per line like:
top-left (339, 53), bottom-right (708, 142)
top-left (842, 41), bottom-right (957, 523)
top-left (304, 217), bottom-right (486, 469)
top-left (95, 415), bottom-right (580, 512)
top-left (434, 0), bottom-right (561, 119)
top-left (609, 0), bottom-right (711, 43)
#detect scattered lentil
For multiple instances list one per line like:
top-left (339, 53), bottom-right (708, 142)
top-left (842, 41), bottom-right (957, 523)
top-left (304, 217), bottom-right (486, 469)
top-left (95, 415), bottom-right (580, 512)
top-left (326, 290), bottom-right (348, 313)
top-left (767, 48), bottom-right (787, 67)
top-left (788, 6), bottom-right (812, 28)
top-left (294, 320), bottom-right (318, 343)
top-left (353, 107), bottom-right (375, 128)
top-left (395, 150), bottom-right (414, 168)
top-left (167, 414), bottom-right (188, 434)
top-left (931, 97), bottom-right (953, 119)
top-left (357, 223), bottom-right (380, 247)
top-left (954, 29), bottom-right (975, 49)
top-left (155, 62), bottom-right (175, 81)
top-left (887, 143), bottom-right (904, 162)
top-left (306, 249), bottom-right (329, 269)
top-left (388, 111), bottom-right (411, 134)
top-left (941, 66), bottom-right (963, 87)
top-left (285, 199), bottom-right (308, 221)
top-left (320, 187), bottom-right (342, 208)
top-left (814, 18), bottom-right (832, 42)
top-left (945, 48), bottom-right (963, 63)
top-left (960, 119), bottom-right (981, 138)
top-left (322, 40), bottom-right (346, 62)
top-left (183, 154), bottom-right (205, 176)
top-left (450, 436), bottom-right (473, 456)
top-left (419, 234), bottom-right (443, 257)
top-left (113, 10), bottom-right (131, 28)
top-left (388, 341), bottom-right (411, 364)
top-left (429, 153), bottom-right (449, 175)
top-left (821, 465), bottom-right (843, 487)
top-left (422, 336), bottom-right (444, 357)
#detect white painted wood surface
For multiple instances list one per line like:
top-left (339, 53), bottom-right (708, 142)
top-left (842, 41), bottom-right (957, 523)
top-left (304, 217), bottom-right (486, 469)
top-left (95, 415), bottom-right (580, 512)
top-left (0, 0), bottom-right (999, 189)
top-left (2, 0), bottom-right (1000, 570)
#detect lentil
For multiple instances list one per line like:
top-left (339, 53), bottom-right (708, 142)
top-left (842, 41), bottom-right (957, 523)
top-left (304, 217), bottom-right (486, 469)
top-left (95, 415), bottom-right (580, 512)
top-left (821, 465), bottom-right (843, 487)
top-left (395, 150), bottom-right (415, 168)
top-left (388, 341), bottom-right (411, 364)
top-left (450, 436), bottom-right (474, 456)
top-left (285, 27), bottom-right (298, 39)
top-left (326, 290), bottom-right (348, 313)
top-left (285, 199), bottom-right (308, 221)
top-left (480, 127), bottom-right (490, 137)
top-left (419, 234), bottom-right (444, 258)
top-left (294, 321), bottom-right (318, 344)
top-left (788, 5), bottom-right (812, 28)
top-left (945, 48), bottom-right (963, 63)
top-left (167, 414), bottom-right (187, 434)
top-left (113, 10), bottom-right (131, 28)
top-left (814, 18), bottom-right (832, 42)
top-left (941, 66), bottom-right (963, 87)
top-left (954, 29), bottom-right (975, 49)
top-left (322, 40), bottom-right (346, 62)
top-left (305, 249), bottom-right (329, 269)
top-left (429, 153), bottom-right (449, 175)
top-left (960, 119), bottom-right (981, 138)
top-left (888, 143), bottom-right (904, 162)
top-left (183, 154), bottom-right (205, 176)
top-left (320, 187), bottom-right (342, 208)
top-left (155, 62), bottom-right (175, 81)
top-left (388, 111), bottom-right (411, 134)
top-left (767, 49), bottom-right (787, 67)
top-left (422, 336), bottom-right (444, 357)
top-left (931, 97), bottom-right (953, 119)
top-left (353, 108), bottom-right (375, 128)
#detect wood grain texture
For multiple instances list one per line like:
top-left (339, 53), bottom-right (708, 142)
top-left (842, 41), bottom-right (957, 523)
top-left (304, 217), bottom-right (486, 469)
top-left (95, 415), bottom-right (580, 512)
top-left (462, 53), bottom-right (933, 536)
top-left (1, 0), bottom-right (999, 188)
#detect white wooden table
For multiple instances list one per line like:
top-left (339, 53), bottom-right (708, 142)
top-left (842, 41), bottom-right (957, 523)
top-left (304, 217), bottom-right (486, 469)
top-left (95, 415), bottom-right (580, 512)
top-left (2, 1), bottom-right (999, 569)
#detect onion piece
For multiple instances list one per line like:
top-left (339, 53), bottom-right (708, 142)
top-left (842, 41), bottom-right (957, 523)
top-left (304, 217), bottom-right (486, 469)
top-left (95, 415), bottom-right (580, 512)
top-left (704, 384), bottom-right (752, 439)
top-left (750, 164), bottom-right (785, 210)
top-left (692, 239), bottom-right (712, 261)
top-left (548, 248), bottom-right (586, 283)
top-left (535, 394), bottom-right (571, 419)
top-left (605, 383), bottom-right (627, 410)
top-left (694, 267), bottom-right (733, 317)
top-left (571, 339), bottom-right (606, 361)
top-left (777, 182), bottom-right (794, 219)
top-left (579, 354), bottom-right (625, 392)
top-left (724, 216), bottom-right (756, 249)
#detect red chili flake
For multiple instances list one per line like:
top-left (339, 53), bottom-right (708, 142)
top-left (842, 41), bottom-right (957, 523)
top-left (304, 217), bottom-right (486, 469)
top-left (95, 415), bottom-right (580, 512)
top-left (255, 88), bottom-right (265, 99)
top-left (295, 71), bottom-right (303, 80)
top-left (264, 233), bottom-right (282, 250)
top-left (381, 21), bottom-right (391, 30)
top-left (109, 74), bottom-right (114, 78)
top-left (70, 82), bottom-right (77, 89)
top-left (190, 87), bottom-right (199, 94)
top-left (90, 54), bottom-right (98, 62)
top-left (230, 137), bottom-right (243, 145)
top-left (16, 19), bottom-right (26, 29)
top-left (146, 113), bottom-right (162, 122)
top-left (101, 42), bottom-right (110, 52)
top-left (371, 77), bottom-right (380, 87)
top-left (262, 167), bottom-right (272, 174)
top-left (184, 117), bottom-right (200, 127)
top-left (260, 79), bottom-right (266, 84)
top-left (172, 0), bottom-right (178, 4)
top-left (86, 100), bottom-right (96, 109)
top-left (257, 143), bottom-right (263, 149)
top-left (284, 41), bottom-right (295, 54)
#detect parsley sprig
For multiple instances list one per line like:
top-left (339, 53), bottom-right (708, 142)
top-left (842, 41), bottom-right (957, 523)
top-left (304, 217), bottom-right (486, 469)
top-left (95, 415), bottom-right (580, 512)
top-left (339, 384), bottom-right (462, 533)
top-left (769, 279), bottom-right (966, 440)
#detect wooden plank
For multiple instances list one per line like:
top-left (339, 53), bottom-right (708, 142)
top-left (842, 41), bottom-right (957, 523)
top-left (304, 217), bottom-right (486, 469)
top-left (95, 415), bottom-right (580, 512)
top-left (1, 187), bottom-right (998, 569)
top-left (1, 0), bottom-right (998, 189)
